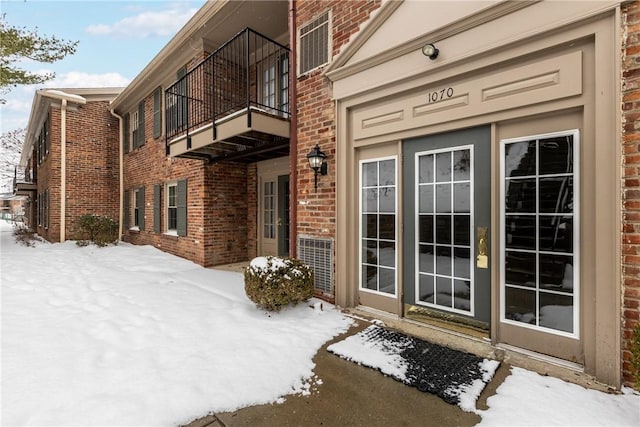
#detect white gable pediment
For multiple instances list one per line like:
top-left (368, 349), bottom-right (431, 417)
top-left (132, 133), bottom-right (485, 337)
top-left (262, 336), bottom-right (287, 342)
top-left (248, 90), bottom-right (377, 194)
top-left (327, 0), bottom-right (500, 78)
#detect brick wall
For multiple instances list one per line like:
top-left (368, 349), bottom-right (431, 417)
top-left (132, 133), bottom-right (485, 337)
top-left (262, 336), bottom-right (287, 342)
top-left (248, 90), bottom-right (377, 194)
top-left (123, 51), bottom-right (251, 267)
top-left (622, 0), bottom-right (640, 387)
top-left (294, 1), bottom-right (381, 294)
top-left (65, 101), bottom-right (120, 237)
top-left (37, 107), bottom-right (61, 242)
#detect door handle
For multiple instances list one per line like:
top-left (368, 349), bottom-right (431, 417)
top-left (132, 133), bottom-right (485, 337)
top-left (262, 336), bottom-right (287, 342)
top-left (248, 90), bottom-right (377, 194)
top-left (477, 226), bottom-right (488, 269)
top-left (277, 217), bottom-right (282, 227)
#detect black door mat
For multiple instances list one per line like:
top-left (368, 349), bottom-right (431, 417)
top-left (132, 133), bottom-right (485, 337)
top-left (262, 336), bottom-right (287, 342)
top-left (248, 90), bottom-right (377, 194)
top-left (327, 325), bottom-right (499, 409)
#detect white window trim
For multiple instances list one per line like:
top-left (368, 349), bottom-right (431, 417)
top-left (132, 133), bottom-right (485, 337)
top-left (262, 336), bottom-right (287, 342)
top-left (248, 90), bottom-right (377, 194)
top-left (358, 155), bottom-right (398, 298)
top-left (166, 181), bottom-right (178, 232)
top-left (413, 145), bottom-right (475, 316)
top-left (133, 188), bottom-right (142, 228)
top-left (131, 110), bottom-right (139, 132)
top-left (297, 10), bottom-right (332, 76)
top-left (499, 129), bottom-right (580, 339)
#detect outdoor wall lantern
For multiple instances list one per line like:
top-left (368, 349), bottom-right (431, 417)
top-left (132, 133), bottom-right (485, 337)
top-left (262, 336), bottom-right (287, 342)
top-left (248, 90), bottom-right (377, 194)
top-left (422, 43), bottom-right (439, 60)
top-left (307, 144), bottom-right (328, 191)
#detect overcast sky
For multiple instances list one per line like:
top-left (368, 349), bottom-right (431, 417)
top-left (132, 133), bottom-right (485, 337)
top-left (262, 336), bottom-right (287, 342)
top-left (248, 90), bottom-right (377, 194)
top-left (0, 0), bottom-right (206, 133)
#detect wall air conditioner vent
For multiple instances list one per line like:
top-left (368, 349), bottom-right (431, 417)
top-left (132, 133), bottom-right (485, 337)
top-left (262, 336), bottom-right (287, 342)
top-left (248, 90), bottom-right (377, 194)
top-left (297, 236), bottom-right (333, 295)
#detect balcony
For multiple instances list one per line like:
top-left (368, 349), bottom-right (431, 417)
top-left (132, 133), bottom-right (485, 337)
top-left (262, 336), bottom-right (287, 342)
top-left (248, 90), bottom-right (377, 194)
top-left (165, 28), bottom-right (290, 163)
top-left (13, 166), bottom-right (36, 196)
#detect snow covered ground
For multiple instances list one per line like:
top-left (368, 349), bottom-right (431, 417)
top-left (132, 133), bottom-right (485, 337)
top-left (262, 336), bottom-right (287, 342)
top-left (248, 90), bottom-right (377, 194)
top-left (1, 219), bottom-right (639, 426)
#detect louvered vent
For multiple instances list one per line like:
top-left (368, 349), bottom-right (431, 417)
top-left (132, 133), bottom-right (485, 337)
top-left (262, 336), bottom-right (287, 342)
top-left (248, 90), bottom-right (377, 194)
top-left (298, 236), bottom-right (333, 294)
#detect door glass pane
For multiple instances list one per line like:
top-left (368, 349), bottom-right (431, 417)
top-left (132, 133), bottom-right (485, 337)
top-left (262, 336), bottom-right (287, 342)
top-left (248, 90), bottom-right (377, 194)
top-left (454, 279), bottom-right (471, 311)
top-left (415, 147), bottom-right (473, 314)
top-left (453, 149), bottom-right (471, 181)
top-left (436, 184), bottom-right (451, 213)
top-left (360, 158), bottom-right (397, 295)
top-left (419, 215), bottom-right (434, 243)
top-left (419, 274), bottom-right (434, 303)
top-left (419, 244), bottom-right (434, 273)
top-left (502, 132), bottom-right (577, 335)
top-left (435, 245), bottom-right (452, 276)
top-left (263, 181), bottom-right (275, 239)
top-left (435, 215), bottom-right (451, 244)
top-left (419, 185), bottom-right (434, 213)
top-left (436, 276), bottom-right (452, 306)
top-left (453, 216), bottom-right (470, 246)
top-left (419, 154), bottom-right (434, 183)
top-left (436, 152), bottom-right (451, 182)
top-left (454, 248), bottom-right (471, 279)
top-left (453, 183), bottom-right (470, 212)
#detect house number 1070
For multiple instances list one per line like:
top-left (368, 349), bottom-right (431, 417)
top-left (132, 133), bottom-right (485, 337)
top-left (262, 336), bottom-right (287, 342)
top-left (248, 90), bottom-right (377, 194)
top-left (428, 87), bottom-right (454, 103)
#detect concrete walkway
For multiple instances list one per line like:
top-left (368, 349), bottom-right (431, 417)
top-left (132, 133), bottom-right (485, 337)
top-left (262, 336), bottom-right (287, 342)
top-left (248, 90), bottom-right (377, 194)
top-left (184, 320), bottom-right (511, 427)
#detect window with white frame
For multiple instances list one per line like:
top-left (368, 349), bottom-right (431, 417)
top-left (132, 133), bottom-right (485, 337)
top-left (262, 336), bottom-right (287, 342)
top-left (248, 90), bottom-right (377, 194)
top-left (260, 55), bottom-right (289, 116)
top-left (167, 182), bottom-right (177, 232)
top-left (360, 157), bottom-right (397, 296)
top-left (131, 110), bottom-right (139, 147)
top-left (133, 187), bottom-right (144, 229)
top-left (263, 181), bottom-right (275, 239)
top-left (299, 11), bottom-right (331, 75)
top-left (500, 130), bottom-right (579, 337)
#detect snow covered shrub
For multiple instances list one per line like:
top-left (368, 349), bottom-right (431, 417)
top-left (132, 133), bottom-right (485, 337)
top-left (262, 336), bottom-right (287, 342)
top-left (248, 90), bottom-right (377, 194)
top-left (74, 214), bottom-right (118, 247)
top-left (244, 256), bottom-right (314, 311)
top-left (12, 223), bottom-right (41, 247)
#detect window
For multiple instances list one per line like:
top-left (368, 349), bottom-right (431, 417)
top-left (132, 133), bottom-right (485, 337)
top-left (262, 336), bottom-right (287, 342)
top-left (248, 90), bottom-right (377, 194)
top-left (260, 55), bottom-right (289, 116)
top-left (263, 181), bottom-right (275, 239)
top-left (299, 11), bottom-right (331, 75)
top-left (131, 100), bottom-right (145, 149)
top-left (44, 189), bottom-right (49, 229)
top-left (37, 193), bottom-right (42, 226)
top-left (153, 87), bottom-right (162, 139)
top-left (133, 187), bottom-right (145, 230)
top-left (360, 157), bottom-right (397, 296)
top-left (167, 183), bottom-right (177, 232)
top-left (37, 190), bottom-right (49, 228)
top-left (37, 114), bottom-right (50, 164)
top-left (159, 180), bottom-right (187, 236)
top-left (167, 67), bottom-right (188, 134)
top-left (131, 110), bottom-right (139, 145)
top-left (500, 130), bottom-right (579, 337)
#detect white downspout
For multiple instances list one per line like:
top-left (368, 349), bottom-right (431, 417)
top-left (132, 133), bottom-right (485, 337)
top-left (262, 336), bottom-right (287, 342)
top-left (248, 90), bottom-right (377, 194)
top-left (60, 98), bottom-right (67, 242)
top-left (110, 108), bottom-right (124, 241)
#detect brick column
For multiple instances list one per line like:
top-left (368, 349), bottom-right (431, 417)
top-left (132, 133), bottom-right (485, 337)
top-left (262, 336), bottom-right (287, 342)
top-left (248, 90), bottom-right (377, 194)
top-left (622, 0), bottom-right (640, 387)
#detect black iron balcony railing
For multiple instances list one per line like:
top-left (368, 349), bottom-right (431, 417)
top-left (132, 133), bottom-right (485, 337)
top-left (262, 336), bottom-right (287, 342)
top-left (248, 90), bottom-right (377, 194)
top-left (165, 28), bottom-right (290, 154)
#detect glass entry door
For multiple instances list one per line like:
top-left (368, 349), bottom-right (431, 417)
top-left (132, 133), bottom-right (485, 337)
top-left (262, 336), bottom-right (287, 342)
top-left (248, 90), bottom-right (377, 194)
top-left (403, 126), bottom-right (491, 325)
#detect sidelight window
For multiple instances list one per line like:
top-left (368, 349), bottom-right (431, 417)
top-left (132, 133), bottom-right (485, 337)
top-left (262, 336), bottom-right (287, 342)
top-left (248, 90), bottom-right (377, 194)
top-left (360, 157), bottom-right (397, 296)
top-left (500, 130), bottom-right (579, 337)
